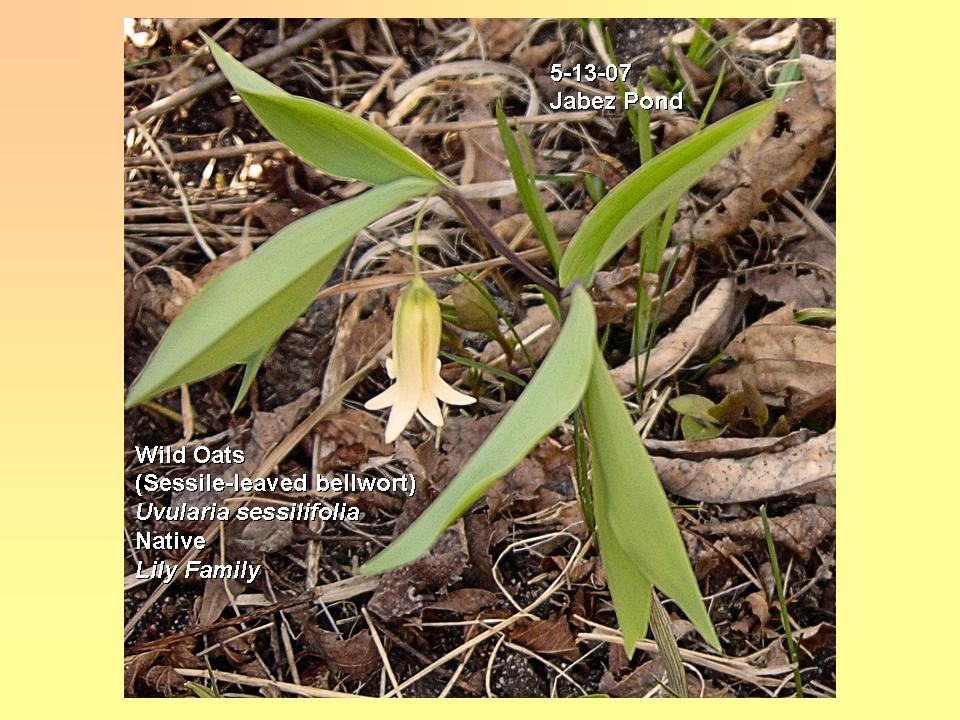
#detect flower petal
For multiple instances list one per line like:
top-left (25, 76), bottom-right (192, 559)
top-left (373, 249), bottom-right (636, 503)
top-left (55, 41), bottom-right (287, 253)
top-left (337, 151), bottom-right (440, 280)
top-left (431, 360), bottom-right (477, 406)
top-left (364, 384), bottom-right (397, 411)
top-left (383, 394), bottom-right (419, 443)
top-left (417, 393), bottom-right (444, 427)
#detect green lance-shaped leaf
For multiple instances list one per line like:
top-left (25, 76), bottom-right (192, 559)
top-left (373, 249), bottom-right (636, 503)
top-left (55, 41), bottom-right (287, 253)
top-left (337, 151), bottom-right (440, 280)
top-left (495, 101), bottom-right (562, 271)
top-left (583, 342), bottom-right (720, 650)
top-left (361, 286), bottom-right (597, 575)
top-left (126, 177), bottom-right (436, 408)
top-left (592, 458), bottom-right (652, 658)
top-left (231, 339), bottom-right (278, 412)
top-left (559, 99), bottom-right (776, 287)
top-left (203, 33), bottom-right (445, 186)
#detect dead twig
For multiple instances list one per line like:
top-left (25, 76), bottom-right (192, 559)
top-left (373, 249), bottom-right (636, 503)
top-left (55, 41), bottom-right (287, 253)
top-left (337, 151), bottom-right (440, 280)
top-left (124, 19), bottom-right (347, 130)
top-left (125, 574), bottom-right (378, 654)
top-left (133, 119), bottom-right (217, 260)
top-left (171, 668), bottom-right (356, 697)
top-left (123, 111), bottom-right (597, 166)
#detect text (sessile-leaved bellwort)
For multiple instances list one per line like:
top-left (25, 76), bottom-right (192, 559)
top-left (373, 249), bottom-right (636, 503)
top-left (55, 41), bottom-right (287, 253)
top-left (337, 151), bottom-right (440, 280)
top-left (365, 276), bottom-right (475, 442)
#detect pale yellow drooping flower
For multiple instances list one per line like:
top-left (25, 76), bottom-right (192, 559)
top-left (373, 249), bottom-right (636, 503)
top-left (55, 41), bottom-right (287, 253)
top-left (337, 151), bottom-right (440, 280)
top-left (365, 277), bottom-right (475, 442)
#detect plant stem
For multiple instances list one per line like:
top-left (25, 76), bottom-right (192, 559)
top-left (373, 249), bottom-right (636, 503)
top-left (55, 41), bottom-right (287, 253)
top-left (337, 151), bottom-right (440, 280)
top-left (441, 188), bottom-right (561, 298)
top-left (638, 244), bottom-right (683, 394)
top-left (572, 410), bottom-right (594, 534)
top-left (649, 590), bottom-right (688, 697)
top-left (412, 193), bottom-right (432, 276)
top-left (760, 504), bottom-right (805, 697)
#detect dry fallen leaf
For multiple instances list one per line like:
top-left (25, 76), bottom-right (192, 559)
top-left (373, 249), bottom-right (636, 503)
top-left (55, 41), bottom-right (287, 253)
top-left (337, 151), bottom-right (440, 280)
top-left (143, 665), bottom-right (187, 697)
top-left (426, 588), bottom-right (500, 615)
top-left (644, 428), bottom-right (813, 461)
top-left (157, 267), bottom-right (196, 323)
top-left (492, 209), bottom-right (582, 256)
top-left (161, 18), bottom-right (214, 44)
top-left (652, 428), bottom-right (836, 502)
top-left (473, 19), bottom-right (529, 58)
top-left (513, 41), bottom-right (560, 73)
top-left (690, 74), bottom-right (835, 246)
top-left (599, 657), bottom-right (730, 698)
top-left (367, 522), bottom-right (467, 621)
top-left (226, 497), bottom-right (295, 558)
top-left (367, 418), bottom-right (495, 620)
top-left (508, 613), bottom-right (580, 662)
top-left (709, 305), bottom-right (835, 420)
top-left (745, 590), bottom-right (770, 627)
top-left (468, 303), bottom-right (559, 377)
top-left (592, 249), bottom-right (695, 328)
top-left (154, 243), bottom-right (253, 323)
top-left (303, 628), bottom-right (380, 683)
top-left (171, 389), bottom-right (320, 515)
top-left (125, 651), bottom-right (162, 697)
top-left (345, 18), bottom-right (369, 53)
top-left (690, 534), bottom-right (750, 582)
top-left (799, 54), bottom-right (836, 112)
top-left (459, 84), bottom-right (514, 223)
top-left (485, 457), bottom-right (547, 516)
top-left (314, 410), bottom-right (393, 473)
top-left (611, 277), bottom-right (738, 393)
top-left (701, 504), bottom-right (836, 561)
top-left (797, 622), bottom-right (836, 653)
top-left (743, 234), bottom-right (835, 308)
top-left (193, 241), bottom-right (253, 288)
top-left (197, 575), bottom-right (246, 627)
top-left (599, 658), bottom-right (667, 697)
top-left (732, 22), bottom-right (799, 53)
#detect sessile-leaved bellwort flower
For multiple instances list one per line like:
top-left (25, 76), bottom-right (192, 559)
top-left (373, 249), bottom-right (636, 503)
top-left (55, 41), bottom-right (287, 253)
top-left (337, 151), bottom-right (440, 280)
top-left (365, 276), bottom-right (475, 442)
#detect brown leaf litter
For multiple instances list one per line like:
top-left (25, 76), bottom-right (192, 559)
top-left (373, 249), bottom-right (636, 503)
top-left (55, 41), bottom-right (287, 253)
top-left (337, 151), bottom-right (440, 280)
top-left (591, 247), bottom-right (696, 327)
top-left (644, 428), bottom-right (814, 460)
top-left (689, 61), bottom-right (835, 246)
top-left (302, 627), bottom-right (380, 683)
top-left (313, 409), bottom-right (393, 474)
top-left (611, 276), bottom-right (740, 393)
top-left (472, 19), bottom-right (529, 59)
top-left (168, 389), bottom-right (319, 517)
top-left (508, 613), bottom-right (580, 662)
top-left (425, 587), bottom-right (500, 616)
top-left (368, 410), bottom-right (572, 621)
top-left (600, 656), bottom-right (730, 698)
top-left (366, 453), bottom-right (469, 622)
top-left (701, 504), bottom-right (835, 561)
top-left (652, 428), bottom-right (835, 502)
top-left (742, 233), bottom-right (835, 307)
top-left (709, 304), bottom-right (835, 421)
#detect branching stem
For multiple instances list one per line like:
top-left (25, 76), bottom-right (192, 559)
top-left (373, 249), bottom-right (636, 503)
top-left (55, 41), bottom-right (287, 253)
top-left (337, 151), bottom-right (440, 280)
top-left (440, 187), bottom-right (561, 298)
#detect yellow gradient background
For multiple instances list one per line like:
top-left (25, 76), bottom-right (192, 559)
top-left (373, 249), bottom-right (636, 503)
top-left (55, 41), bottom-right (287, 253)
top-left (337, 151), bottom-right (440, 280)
top-left (2, 3), bottom-right (955, 717)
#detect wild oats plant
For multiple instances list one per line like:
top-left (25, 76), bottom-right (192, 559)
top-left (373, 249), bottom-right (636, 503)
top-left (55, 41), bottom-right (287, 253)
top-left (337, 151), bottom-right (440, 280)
top-left (126, 33), bottom-right (777, 654)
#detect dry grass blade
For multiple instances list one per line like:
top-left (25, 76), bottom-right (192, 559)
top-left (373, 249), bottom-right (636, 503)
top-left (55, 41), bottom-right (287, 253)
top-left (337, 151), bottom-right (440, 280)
top-left (577, 626), bottom-right (792, 693)
top-left (172, 668), bottom-right (357, 697)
